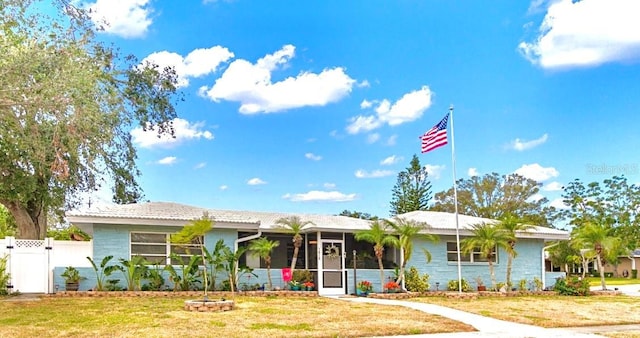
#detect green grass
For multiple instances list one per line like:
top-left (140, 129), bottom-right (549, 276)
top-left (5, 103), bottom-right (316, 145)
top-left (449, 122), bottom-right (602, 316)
top-left (586, 276), bottom-right (640, 286)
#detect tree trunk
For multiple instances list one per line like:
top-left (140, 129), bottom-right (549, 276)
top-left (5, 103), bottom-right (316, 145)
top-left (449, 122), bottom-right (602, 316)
top-left (266, 264), bottom-right (272, 291)
top-left (506, 254), bottom-right (513, 288)
top-left (378, 255), bottom-right (385, 293)
top-left (597, 255), bottom-right (607, 290)
top-left (489, 261), bottom-right (496, 290)
top-left (290, 246), bottom-right (300, 275)
top-left (1, 200), bottom-right (46, 239)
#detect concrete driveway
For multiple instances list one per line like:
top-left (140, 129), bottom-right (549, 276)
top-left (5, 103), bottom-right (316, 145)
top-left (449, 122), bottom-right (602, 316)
top-left (590, 283), bottom-right (640, 296)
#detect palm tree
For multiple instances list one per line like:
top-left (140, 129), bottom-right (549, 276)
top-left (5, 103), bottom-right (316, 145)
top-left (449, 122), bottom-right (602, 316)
top-left (573, 221), bottom-right (616, 290)
top-left (385, 217), bottom-right (438, 286)
top-left (498, 214), bottom-right (534, 288)
top-left (248, 236), bottom-right (280, 290)
top-left (276, 216), bottom-right (314, 274)
top-left (461, 222), bottom-right (510, 290)
top-left (355, 220), bottom-right (399, 292)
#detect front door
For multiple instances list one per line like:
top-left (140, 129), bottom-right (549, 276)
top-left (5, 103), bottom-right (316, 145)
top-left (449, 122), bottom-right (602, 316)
top-left (318, 240), bottom-right (344, 295)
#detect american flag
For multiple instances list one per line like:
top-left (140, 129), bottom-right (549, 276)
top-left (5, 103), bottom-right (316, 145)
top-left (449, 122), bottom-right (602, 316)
top-left (421, 114), bottom-right (449, 153)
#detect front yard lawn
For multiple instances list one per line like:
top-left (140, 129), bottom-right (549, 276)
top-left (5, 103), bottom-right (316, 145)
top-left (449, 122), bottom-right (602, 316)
top-left (0, 296), bottom-right (474, 337)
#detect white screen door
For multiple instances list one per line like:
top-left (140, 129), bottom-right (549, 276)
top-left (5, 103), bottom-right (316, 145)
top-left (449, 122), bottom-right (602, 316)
top-left (318, 240), bottom-right (344, 295)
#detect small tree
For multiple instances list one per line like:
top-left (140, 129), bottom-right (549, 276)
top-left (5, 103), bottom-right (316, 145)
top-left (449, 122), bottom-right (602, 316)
top-left (171, 213), bottom-right (213, 299)
top-left (276, 216), bottom-right (313, 275)
top-left (572, 221), bottom-right (616, 290)
top-left (385, 217), bottom-right (438, 285)
top-left (498, 214), bottom-right (534, 288)
top-left (248, 237), bottom-right (280, 291)
top-left (355, 220), bottom-right (399, 292)
top-left (461, 223), bottom-right (510, 290)
top-left (389, 155), bottom-right (432, 216)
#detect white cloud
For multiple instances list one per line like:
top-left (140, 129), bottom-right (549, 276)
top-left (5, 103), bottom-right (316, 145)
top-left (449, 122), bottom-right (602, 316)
top-left (347, 86), bottom-right (433, 134)
top-left (131, 118), bottom-right (214, 149)
top-left (366, 133), bottom-right (380, 144)
top-left (305, 153), bottom-right (322, 161)
top-left (360, 99), bottom-right (374, 109)
top-left (528, 193), bottom-right (545, 202)
top-left (219, 185), bottom-right (228, 191)
top-left (424, 164), bottom-right (445, 180)
top-left (157, 156), bottom-right (177, 165)
top-left (323, 182), bottom-right (336, 189)
top-left (514, 163), bottom-right (559, 182)
top-left (84, 0), bottom-right (153, 38)
top-left (357, 80), bottom-right (371, 88)
top-left (194, 162), bottom-right (206, 170)
top-left (468, 167), bottom-right (479, 177)
top-left (354, 169), bottom-right (394, 178)
top-left (141, 47), bottom-right (234, 88)
top-left (200, 45), bottom-right (355, 114)
top-left (519, 0), bottom-right (640, 68)
top-left (509, 133), bottom-right (548, 151)
top-left (550, 197), bottom-right (569, 209)
top-left (283, 190), bottom-right (356, 202)
top-left (543, 181), bottom-right (563, 192)
top-left (247, 178), bottom-right (267, 185)
top-left (386, 135), bottom-right (398, 146)
top-left (380, 155), bottom-right (403, 166)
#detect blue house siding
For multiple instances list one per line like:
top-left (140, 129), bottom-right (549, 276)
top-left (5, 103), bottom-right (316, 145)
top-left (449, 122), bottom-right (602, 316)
top-left (408, 236), bottom-right (548, 291)
top-left (54, 224), bottom-right (240, 291)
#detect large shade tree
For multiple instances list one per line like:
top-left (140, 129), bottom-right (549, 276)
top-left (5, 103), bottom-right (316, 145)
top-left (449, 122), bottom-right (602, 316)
top-left (276, 216), bottom-right (313, 275)
top-left (389, 155), bottom-right (432, 216)
top-left (430, 173), bottom-right (553, 226)
top-left (355, 220), bottom-right (399, 292)
top-left (0, 0), bottom-right (180, 239)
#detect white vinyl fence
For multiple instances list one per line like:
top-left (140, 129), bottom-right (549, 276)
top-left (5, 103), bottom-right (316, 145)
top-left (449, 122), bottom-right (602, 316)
top-left (0, 237), bottom-right (92, 294)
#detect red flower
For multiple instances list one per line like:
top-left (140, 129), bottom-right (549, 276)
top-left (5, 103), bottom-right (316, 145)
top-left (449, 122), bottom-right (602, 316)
top-left (384, 281), bottom-right (400, 290)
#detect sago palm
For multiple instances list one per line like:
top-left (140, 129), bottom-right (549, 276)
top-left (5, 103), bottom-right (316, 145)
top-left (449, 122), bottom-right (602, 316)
top-left (461, 222), bottom-right (510, 290)
top-left (355, 220), bottom-right (399, 292)
top-left (276, 216), bottom-right (314, 274)
top-left (248, 236), bottom-right (280, 291)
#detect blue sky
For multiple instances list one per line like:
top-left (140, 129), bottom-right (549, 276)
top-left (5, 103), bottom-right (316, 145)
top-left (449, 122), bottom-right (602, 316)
top-left (78, 0), bottom-right (640, 221)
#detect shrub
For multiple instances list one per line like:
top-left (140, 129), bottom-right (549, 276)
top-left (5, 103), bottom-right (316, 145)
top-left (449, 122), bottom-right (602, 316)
top-left (604, 272), bottom-right (613, 278)
top-left (554, 276), bottom-right (589, 296)
top-left (532, 276), bottom-right (543, 291)
top-left (633, 269), bottom-right (638, 279)
top-left (404, 267), bottom-right (430, 292)
top-left (447, 278), bottom-right (471, 292)
top-left (0, 255), bottom-right (9, 295)
top-left (292, 269), bottom-right (313, 283)
top-left (518, 279), bottom-right (528, 291)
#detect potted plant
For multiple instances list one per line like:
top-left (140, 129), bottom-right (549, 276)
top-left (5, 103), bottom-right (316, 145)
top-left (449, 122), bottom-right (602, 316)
top-left (475, 276), bottom-right (486, 291)
top-left (384, 281), bottom-right (401, 293)
top-left (61, 266), bottom-right (85, 291)
top-left (356, 280), bottom-right (372, 296)
top-left (303, 281), bottom-right (315, 291)
top-left (289, 280), bottom-right (301, 291)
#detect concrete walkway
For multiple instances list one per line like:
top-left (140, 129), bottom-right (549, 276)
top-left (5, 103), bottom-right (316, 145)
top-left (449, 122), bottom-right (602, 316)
top-left (330, 296), bottom-right (605, 338)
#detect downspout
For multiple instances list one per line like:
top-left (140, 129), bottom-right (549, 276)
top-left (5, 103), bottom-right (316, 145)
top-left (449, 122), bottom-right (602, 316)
top-left (233, 223), bottom-right (262, 289)
top-left (542, 242), bottom-right (560, 290)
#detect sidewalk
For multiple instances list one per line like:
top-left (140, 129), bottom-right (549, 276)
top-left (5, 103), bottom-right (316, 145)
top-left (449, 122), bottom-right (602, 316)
top-left (330, 296), bottom-right (605, 338)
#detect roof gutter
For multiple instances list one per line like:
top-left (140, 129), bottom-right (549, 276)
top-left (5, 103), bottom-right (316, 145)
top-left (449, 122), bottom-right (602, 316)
top-left (542, 241), bottom-right (560, 290)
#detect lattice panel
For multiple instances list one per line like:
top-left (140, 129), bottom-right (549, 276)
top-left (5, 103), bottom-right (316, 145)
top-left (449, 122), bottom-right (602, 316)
top-left (14, 240), bottom-right (45, 248)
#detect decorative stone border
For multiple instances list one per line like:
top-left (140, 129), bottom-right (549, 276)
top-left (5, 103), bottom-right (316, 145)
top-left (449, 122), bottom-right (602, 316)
top-left (184, 300), bottom-right (235, 312)
top-left (50, 290), bottom-right (318, 298)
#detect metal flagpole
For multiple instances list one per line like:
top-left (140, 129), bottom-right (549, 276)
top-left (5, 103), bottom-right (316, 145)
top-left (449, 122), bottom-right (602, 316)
top-left (449, 105), bottom-right (463, 292)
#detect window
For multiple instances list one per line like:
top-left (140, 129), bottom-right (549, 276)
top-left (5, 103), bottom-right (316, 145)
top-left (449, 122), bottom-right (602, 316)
top-left (446, 242), bottom-right (496, 263)
top-left (130, 232), bottom-right (202, 265)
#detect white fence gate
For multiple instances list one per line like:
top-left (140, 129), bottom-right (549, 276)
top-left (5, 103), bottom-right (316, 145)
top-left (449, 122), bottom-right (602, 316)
top-left (1, 237), bottom-right (92, 294)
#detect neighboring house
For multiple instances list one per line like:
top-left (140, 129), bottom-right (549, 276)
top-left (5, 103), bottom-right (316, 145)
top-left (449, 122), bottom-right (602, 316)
top-left (62, 202), bottom-right (569, 295)
top-left (602, 249), bottom-right (640, 277)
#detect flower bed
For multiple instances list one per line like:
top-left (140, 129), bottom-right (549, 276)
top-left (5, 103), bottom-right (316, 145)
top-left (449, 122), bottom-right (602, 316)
top-left (50, 290), bottom-right (318, 298)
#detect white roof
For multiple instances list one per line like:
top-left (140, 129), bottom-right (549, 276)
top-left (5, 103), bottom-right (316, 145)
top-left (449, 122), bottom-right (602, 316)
top-left (66, 202), bottom-right (569, 240)
top-left (397, 210), bottom-right (569, 240)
